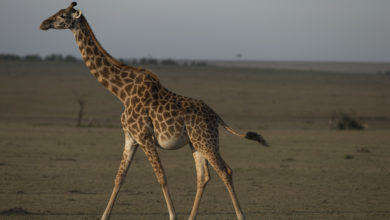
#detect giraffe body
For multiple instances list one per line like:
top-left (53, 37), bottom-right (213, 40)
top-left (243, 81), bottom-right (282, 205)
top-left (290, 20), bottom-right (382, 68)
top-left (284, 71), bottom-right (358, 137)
top-left (40, 3), bottom-right (268, 220)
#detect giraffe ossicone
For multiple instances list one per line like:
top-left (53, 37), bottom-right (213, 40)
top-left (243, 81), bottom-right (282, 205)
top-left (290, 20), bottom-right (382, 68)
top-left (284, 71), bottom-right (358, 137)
top-left (40, 2), bottom-right (269, 220)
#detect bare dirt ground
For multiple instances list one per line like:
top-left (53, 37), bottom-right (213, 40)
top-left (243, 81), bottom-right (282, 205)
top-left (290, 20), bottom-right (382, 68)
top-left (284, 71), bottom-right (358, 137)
top-left (0, 61), bottom-right (389, 219)
top-left (211, 60), bottom-right (390, 74)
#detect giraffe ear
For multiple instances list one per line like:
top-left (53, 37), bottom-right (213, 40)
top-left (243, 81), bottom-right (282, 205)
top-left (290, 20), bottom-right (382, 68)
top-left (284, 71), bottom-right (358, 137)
top-left (73, 10), bottom-right (82, 19)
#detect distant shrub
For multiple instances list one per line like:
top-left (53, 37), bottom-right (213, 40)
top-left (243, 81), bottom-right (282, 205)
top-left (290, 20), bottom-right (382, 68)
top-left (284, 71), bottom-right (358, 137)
top-left (45, 53), bottom-right (63, 61)
top-left (139, 57), bottom-right (159, 65)
top-left (64, 55), bottom-right (78, 62)
top-left (329, 111), bottom-right (365, 130)
top-left (44, 54), bottom-right (78, 62)
top-left (0, 54), bottom-right (22, 61)
top-left (130, 59), bottom-right (138, 65)
top-left (191, 61), bottom-right (208, 66)
top-left (24, 54), bottom-right (42, 61)
top-left (344, 154), bottom-right (354, 159)
top-left (161, 59), bottom-right (177, 65)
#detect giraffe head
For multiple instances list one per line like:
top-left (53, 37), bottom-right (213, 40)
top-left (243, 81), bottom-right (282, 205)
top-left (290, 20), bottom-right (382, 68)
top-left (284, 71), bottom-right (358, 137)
top-left (40, 2), bottom-right (82, 30)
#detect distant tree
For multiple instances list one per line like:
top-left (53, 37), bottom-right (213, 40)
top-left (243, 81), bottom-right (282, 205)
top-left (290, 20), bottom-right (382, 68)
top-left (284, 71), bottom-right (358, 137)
top-left (24, 54), bottom-right (42, 61)
top-left (161, 59), bottom-right (177, 65)
top-left (191, 61), bottom-right (207, 66)
top-left (44, 53), bottom-right (63, 61)
top-left (118, 58), bottom-right (125, 64)
top-left (139, 57), bottom-right (159, 65)
top-left (131, 58), bottom-right (138, 65)
top-left (64, 54), bottom-right (78, 62)
top-left (0, 54), bottom-right (22, 61)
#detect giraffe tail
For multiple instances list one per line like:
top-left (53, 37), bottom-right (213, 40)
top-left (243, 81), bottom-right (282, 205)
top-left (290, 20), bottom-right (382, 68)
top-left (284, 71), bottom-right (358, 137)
top-left (218, 119), bottom-right (269, 147)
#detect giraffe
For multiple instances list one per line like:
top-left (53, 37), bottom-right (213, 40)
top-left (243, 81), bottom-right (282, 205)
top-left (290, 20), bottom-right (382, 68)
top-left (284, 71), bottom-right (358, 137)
top-left (40, 2), bottom-right (269, 220)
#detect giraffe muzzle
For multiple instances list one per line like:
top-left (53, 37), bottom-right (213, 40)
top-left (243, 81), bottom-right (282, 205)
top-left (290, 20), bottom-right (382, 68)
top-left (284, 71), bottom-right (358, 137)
top-left (40, 19), bottom-right (53, 30)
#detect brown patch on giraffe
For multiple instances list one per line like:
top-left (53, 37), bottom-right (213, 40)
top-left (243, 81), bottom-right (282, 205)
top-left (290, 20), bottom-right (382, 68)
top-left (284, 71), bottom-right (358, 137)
top-left (101, 79), bottom-right (109, 88)
top-left (102, 67), bottom-right (109, 78)
top-left (163, 112), bottom-right (171, 119)
top-left (130, 122), bottom-right (138, 131)
top-left (77, 33), bottom-right (84, 42)
top-left (111, 86), bottom-right (119, 95)
top-left (89, 62), bottom-right (97, 70)
top-left (103, 59), bottom-right (110, 67)
top-left (129, 71), bottom-right (136, 79)
top-left (86, 47), bottom-right (92, 55)
top-left (96, 57), bottom-right (103, 68)
top-left (150, 100), bottom-right (158, 108)
top-left (144, 96), bottom-right (152, 106)
top-left (134, 103), bottom-right (142, 113)
top-left (171, 110), bottom-right (178, 117)
top-left (123, 78), bottom-right (132, 83)
top-left (115, 76), bottom-right (124, 86)
top-left (168, 126), bottom-right (175, 135)
top-left (157, 114), bottom-right (163, 122)
top-left (166, 118), bottom-right (174, 125)
top-left (92, 46), bottom-right (99, 55)
top-left (124, 84), bottom-right (133, 95)
top-left (131, 96), bottom-right (140, 105)
top-left (137, 85), bottom-right (146, 97)
top-left (161, 123), bottom-right (167, 131)
top-left (121, 71), bottom-right (128, 78)
top-left (144, 81), bottom-right (152, 88)
top-left (125, 98), bottom-right (130, 107)
top-left (157, 106), bottom-right (164, 114)
top-left (155, 122), bottom-right (161, 132)
top-left (135, 75), bottom-right (143, 84)
top-left (111, 66), bottom-right (120, 74)
top-left (83, 38), bottom-right (88, 46)
top-left (110, 77), bottom-right (123, 87)
top-left (150, 110), bottom-right (156, 119)
top-left (88, 39), bottom-right (94, 46)
top-left (174, 122), bottom-right (182, 131)
top-left (131, 111), bottom-right (139, 119)
top-left (120, 91), bottom-right (126, 101)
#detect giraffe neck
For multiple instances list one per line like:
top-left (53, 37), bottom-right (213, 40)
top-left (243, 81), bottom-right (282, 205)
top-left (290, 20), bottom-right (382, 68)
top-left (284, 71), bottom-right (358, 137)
top-left (71, 15), bottom-right (134, 103)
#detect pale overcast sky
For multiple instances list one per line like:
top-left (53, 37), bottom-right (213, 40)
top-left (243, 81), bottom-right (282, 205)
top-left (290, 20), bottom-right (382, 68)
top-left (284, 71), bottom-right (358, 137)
top-left (1, 0), bottom-right (389, 61)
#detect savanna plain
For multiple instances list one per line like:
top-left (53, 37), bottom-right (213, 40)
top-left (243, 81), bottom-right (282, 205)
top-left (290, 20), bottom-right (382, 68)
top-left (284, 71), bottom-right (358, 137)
top-left (0, 61), bottom-right (389, 219)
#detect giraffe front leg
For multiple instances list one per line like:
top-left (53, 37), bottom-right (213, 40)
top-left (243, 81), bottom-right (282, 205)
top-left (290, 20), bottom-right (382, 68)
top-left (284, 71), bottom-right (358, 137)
top-left (188, 150), bottom-right (210, 220)
top-left (140, 137), bottom-right (176, 220)
top-left (102, 132), bottom-right (138, 220)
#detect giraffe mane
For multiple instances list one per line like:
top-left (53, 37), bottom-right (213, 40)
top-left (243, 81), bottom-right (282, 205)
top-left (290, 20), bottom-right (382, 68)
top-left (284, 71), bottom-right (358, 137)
top-left (79, 15), bottom-right (160, 81)
top-left (80, 16), bottom-right (126, 69)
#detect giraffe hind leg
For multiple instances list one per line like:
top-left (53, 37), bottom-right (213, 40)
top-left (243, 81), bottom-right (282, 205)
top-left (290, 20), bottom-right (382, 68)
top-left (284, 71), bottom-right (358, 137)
top-left (204, 151), bottom-right (245, 220)
top-left (186, 113), bottom-right (244, 219)
top-left (190, 136), bottom-right (245, 220)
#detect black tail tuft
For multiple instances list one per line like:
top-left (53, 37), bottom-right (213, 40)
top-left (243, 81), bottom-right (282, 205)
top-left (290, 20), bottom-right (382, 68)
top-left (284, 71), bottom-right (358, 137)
top-left (245, 131), bottom-right (270, 147)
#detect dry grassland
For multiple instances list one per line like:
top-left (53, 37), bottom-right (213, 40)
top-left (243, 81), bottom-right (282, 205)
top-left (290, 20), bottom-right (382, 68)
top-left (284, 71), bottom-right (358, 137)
top-left (0, 61), bottom-right (389, 219)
